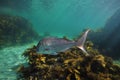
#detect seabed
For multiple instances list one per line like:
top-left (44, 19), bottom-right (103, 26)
top-left (17, 41), bottom-right (120, 80)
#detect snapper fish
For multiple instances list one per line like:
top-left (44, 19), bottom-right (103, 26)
top-left (36, 29), bottom-right (90, 55)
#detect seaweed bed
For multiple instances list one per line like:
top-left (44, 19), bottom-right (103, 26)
top-left (17, 41), bottom-right (120, 80)
top-left (0, 14), bottom-right (40, 48)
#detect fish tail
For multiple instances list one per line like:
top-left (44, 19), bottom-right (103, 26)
top-left (76, 29), bottom-right (90, 55)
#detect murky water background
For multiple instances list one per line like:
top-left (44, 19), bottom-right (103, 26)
top-left (0, 0), bottom-right (120, 37)
top-left (0, 0), bottom-right (120, 79)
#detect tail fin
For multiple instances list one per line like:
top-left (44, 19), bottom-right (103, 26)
top-left (77, 29), bottom-right (90, 55)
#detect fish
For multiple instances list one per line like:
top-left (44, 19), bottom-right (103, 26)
top-left (36, 29), bottom-right (90, 55)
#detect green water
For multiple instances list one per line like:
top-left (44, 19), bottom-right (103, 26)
top-left (1, 0), bottom-right (120, 37)
top-left (25, 0), bottom-right (120, 37)
top-left (0, 0), bottom-right (120, 79)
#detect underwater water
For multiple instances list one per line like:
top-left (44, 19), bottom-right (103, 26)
top-left (0, 0), bottom-right (120, 79)
top-left (29, 0), bottom-right (120, 37)
top-left (0, 0), bottom-right (120, 37)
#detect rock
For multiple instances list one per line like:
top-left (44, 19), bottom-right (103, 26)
top-left (0, 14), bottom-right (40, 48)
top-left (88, 9), bottom-right (120, 59)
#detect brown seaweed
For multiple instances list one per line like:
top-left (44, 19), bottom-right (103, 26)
top-left (17, 41), bottom-right (120, 80)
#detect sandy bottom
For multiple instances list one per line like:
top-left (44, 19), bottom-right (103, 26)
top-left (0, 41), bottom-right (120, 80)
top-left (114, 60), bottom-right (120, 66)
top-left (0, 42), bottom-right (36, 80)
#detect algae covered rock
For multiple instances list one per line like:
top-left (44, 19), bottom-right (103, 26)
top-left (17, 41), bottom-right (120, 80)
top-left (88, 9), bottom-right (120, 59)
top-left (0, 14), bottom-right (40, 48)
